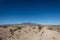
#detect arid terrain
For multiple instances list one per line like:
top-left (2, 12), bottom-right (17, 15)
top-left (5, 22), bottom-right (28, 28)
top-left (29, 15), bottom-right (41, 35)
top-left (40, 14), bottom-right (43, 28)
top-left (0, 23), bottom-right (60, 40)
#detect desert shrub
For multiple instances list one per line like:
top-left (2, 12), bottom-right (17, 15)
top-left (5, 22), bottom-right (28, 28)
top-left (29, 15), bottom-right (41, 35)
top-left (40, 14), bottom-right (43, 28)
top-left (10, 27), bottom-right (22, 35)
top-left (38, 25), bottom-right (42, 30)
top-left (17, 27), bottom-right (21, 30)
top-left (10, 29), bottom-right (14, 35)
top-left (10, 29), bottom-right (13, 32)
top-left (33, 27), bottom-right (36, 29)
top-left (0, 37), bottom-right (3, 40)
top-left (48, 26), bottom-right (60, 33)
top-left (48, 27), bottom-right (53, 30)
top-left (0, 25), bottom-right (9, 28)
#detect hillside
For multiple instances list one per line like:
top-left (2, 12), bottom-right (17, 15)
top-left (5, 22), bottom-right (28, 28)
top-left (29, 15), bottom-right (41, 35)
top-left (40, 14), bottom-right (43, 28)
top-left (0, 23), bottom-right (60, 40)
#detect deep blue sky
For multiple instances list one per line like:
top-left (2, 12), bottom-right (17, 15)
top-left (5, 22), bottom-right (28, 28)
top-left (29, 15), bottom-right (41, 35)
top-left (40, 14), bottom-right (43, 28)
top-left (0, 0), bottom-right (60, 25)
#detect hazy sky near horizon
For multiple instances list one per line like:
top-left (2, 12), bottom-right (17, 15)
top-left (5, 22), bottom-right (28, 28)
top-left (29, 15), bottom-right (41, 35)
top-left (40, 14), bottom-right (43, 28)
top-left (0, 0), bottom-right (60, 25)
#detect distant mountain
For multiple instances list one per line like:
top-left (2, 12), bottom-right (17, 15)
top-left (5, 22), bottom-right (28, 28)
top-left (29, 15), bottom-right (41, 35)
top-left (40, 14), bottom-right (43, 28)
top-left (0, 22), bottom-right (41, 27)
top-left (20, 22), bottom-right (41, 25)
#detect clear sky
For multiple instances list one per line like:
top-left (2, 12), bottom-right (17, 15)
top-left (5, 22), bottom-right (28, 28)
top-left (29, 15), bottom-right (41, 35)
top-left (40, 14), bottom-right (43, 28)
top-left (0, 0), bottom-right (60, 25)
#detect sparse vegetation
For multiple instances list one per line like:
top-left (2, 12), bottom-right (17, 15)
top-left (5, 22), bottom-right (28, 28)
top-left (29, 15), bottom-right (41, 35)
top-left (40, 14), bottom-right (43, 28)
top-left (0, 37), bottom-right (3, 40)
top-left (10, 29), bottom-right (14, 35)
top-left (0, 25), bottom-right (9, 28)
top-left (0, 23), bottom-right (60, 40)
top-left (33, 27), bottom-right (36, 29)
top-left (48, 27), bottom-right (53, 30)
top-left (38, 25), bottom-right (42, 30)
top-left (48, 26), bottom-right (60, 33)
top-left (17, 27), bottom-right (21, 30)
top-left (10, 27), bottom-right (22, 35)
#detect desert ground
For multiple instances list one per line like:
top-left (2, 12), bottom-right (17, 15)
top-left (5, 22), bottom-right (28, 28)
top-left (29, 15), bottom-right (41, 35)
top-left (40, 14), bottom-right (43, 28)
top-left (0, 23), bottom-right (60, 40)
